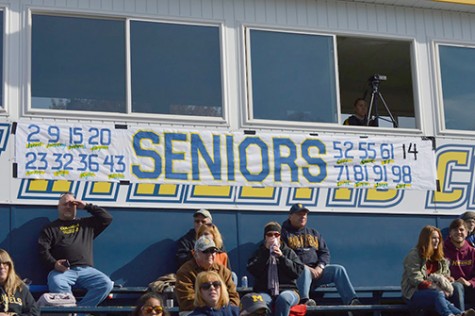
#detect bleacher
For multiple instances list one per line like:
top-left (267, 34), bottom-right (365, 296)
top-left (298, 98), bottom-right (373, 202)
top-left (32, 284), bottom-right (418, 316)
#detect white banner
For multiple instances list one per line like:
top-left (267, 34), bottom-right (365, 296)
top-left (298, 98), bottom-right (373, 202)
top-left (15, 122), bottom-right (437, 190)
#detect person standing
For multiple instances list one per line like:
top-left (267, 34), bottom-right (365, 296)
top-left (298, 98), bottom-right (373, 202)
top-left (0, 249), bottom-right (39, 316)
top-left (280, 204), bottom-right (360, 308)
top-left (176, 209), bottom-right (213, 268)
top-left (444, 219), bottom-right (475, 311)
top-left (38, 192), bottom-right (114, 307)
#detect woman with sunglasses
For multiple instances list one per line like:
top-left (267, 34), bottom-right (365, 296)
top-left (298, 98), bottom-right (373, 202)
top-left (189, 271), bottom-right (239, 316)
top-left (0, 249), bottom-right (39, 316)
top-left (247, 222), bottom-right (304, 316)
top-left (132, 292), bottom-right (170, 316)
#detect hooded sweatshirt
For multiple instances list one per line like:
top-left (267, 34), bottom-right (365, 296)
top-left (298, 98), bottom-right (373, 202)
top-left (280, 219), bottom-right (330, 268)
top-left (444, 238), bottom-right (475, 288)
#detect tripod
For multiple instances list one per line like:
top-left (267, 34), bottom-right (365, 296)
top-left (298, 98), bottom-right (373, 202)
top-left (366, 75), bottom-right (398, 128)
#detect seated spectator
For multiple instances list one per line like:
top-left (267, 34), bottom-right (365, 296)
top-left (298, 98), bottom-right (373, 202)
top-left (37, 192), bottom-right (114, 307)
top-left (343, 98), bottom-right (375, 126)
top-left (175, 236), bottom-right (239, 315)
top-left (133, 292), bottom-right (170, 316)
top-left (461, 212), bottom-right (475, 247)
top-left (0, 248), bottom-right (39, 316)
top-left (444, 219), bottom-right (475, 311)
top-left (177, 209), bottom-right (213, 269)
top-left (281, 204), bottom-right (361, 308)
top-left (402, 225), bottom-right (475, 316)
top-left (247, 222), bottom-right (304, 316)
top-left (196, 224), bottom-right (230, 269)
top-left (189, 271), bottom-right (239, 316)
top-left (239, 293), bottom-right (271, 316)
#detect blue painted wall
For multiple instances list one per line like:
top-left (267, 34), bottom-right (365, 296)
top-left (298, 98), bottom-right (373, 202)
top-left (0, 204), bottom-right (456, 288)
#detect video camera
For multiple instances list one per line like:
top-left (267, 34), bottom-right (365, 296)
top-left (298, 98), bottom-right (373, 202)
top-left (369, 74), bottom-right (387, 82)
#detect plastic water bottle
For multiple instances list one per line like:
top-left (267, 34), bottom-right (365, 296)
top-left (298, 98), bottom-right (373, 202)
top-left (241, 275), bottom-right (248, 288)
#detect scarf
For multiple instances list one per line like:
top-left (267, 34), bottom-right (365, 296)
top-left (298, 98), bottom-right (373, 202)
top-left (267, 250), bottom-right (279, 296)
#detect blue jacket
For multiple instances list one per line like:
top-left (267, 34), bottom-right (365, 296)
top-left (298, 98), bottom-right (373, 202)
top-left (281, 219), bottom-right (330, 268)
top-left (189, 305), bottom-right (240, 316)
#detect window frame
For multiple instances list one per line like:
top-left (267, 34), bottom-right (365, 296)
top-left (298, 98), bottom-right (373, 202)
top-left (243, 25), bottom-right (341, 129)
top-left (25, 9), bottom-right (228, 126)
top-left (434, 40), bottom-right (475, 137)
top-left (0, 7), bottom-right (5, 115)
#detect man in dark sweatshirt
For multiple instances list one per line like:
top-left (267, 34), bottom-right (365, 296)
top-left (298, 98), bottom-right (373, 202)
top-left (38, 192), bottom-right (113, 307)
top-left (281, 203), bottom-right (360, 309)
top-left (444, 218), bottom-right (475, 311)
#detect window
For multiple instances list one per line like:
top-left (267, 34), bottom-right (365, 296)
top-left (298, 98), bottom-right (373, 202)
top-left (245, 29), bottom-right (416, 128)
top-left (31, 15), bottom-right (126, 113)
top-left (130, 21), bottom-right (222, 117)
top-left (30, 14), bottom-right (223, 119)
top-left (438, 44), bottom-right (475, 131)
top-left (247, 29), bottom-right (338, 123)
top-left (0, 10), bottom-right (3, 109)
top-left (338, 36), bottom-right (415, 129)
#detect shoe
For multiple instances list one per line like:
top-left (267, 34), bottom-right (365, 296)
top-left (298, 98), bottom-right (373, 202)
top-left (463, 309), bottom-right (475, 316)
top-left (305, 299), bottom-right (317, 307)
top-left (348, 299), bottom-right (363, 316)
top-left (350, 298), bottom-right (361, 305)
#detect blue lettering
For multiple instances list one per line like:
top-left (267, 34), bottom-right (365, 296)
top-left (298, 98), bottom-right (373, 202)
top-left (273, 138), bottom-right (298, 182)
top-left (191, 134), bottom-right (221, 180)
top-left (165, 133), bottom-right (188, 180)
top-left (132, 131), bottom-right (162, 179)
top-left (239, 138), bottom-right (269, 182)
top-left (302, 139), bottom-right (327, 183)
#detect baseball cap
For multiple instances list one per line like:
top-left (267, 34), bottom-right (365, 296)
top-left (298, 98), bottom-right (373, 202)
top-left (194, 209), bottom-right (213, 221)
top-left (240, 293), bottom-right (271, 316)
top-left (289, 203), bottom-right (309, 214)
top-left (194, 236), bottom-right (218, 253)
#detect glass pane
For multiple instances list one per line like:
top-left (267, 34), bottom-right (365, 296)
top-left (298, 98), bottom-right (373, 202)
top-left (439, 45), bottom-right (475, 131)
top-left (0, 11), bottom-right (3, 108)
top-left (249, 30), bottom-right (337, 123)
top-left (31, 15), bottom-right (126, 113)
top-left (338, 37), bottom-right (415, 128)
top-left (131, 21), bottom-right (222, 117)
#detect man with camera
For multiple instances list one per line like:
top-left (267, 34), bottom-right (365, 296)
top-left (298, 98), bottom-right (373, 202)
top-left (38, 192), bottom-right (114, 307)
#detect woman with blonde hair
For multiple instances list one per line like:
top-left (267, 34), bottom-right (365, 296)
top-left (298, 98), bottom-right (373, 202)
top-left (402, 226), bottom-right (475, 316)
top-left (189, 271), bottom-right (239, 316)
top-left (0, 249), bottom-right (39, 316)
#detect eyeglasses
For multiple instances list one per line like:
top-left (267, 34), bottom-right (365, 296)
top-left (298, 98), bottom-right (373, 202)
top-left (200, 281), bottom-right (221, 290)
top-left (141, 305), bottom-right (164, 314)
top-left (265, 232), bottom-right (280, 238)
top-left (0, 261), bottom-right (11, 266)
top-left (201, 248), bottom-right (217, 255)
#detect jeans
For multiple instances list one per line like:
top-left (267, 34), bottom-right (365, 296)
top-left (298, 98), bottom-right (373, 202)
top-left (450, 281), bottom-right (465, 311)
top-left (297, 264), bottom-right (357, 304)
top-left (408, 289), bottom-right (461, 316)
top-left (260, 290), bottom-right (299, 316)
top-left (48, 266), bottom-right (114, 307)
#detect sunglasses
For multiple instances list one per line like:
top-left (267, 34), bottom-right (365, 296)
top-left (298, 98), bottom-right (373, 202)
top-left (194, 220), bottom-right (212, 226)
top-left (201, 248), bottom-right (217, 255)
top-left (200, 281), bottom-right (221, 290)
top-left (142, 306), bottom-right (164, 314)
top-left (265, 232), bottom-right (280, 238)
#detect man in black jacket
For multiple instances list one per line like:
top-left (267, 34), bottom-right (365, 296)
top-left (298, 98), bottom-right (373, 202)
top-left (176, 209), bottom-right (213, 268)
top-left (38, 192), bottom-right (113, 307)
top-left (281, 204), bottom-right (360, 309)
